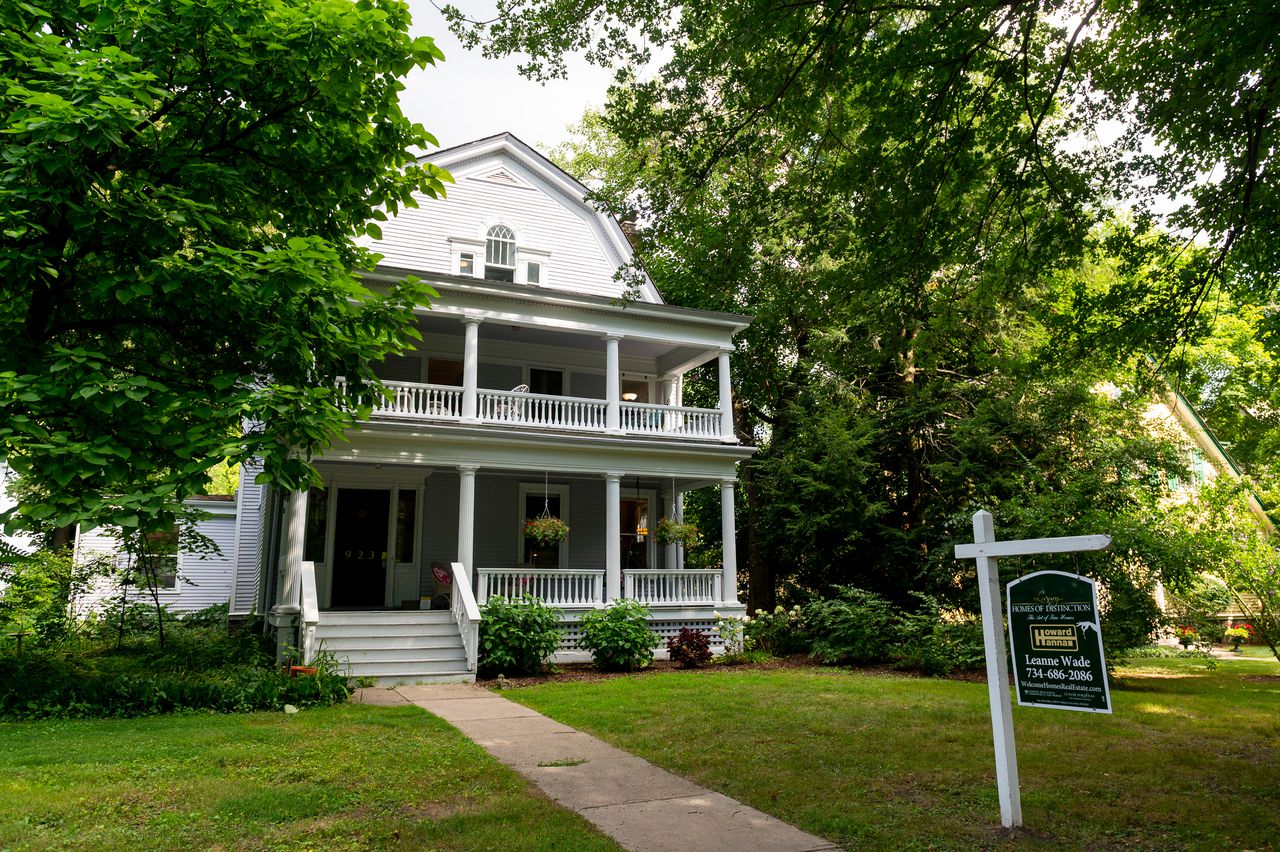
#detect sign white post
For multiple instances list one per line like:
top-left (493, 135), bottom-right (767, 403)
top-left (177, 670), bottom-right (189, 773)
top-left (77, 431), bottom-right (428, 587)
top-left (954, 510), bottom-right (1111, 829)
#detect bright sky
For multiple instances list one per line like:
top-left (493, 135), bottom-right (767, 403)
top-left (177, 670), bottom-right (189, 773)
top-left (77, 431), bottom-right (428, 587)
top-left (399, 1), bottom-right (618, 153)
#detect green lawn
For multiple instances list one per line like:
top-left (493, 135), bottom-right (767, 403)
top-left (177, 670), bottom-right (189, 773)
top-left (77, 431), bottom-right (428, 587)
top-left (0, 702), bottom-right (620, 851)
top-left (505, 657), bottom-right (1280, 850)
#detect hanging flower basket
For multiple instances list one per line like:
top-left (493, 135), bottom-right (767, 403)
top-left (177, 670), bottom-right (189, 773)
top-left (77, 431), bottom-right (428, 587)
top-left (655, 517), bottom-right (702, 547)
top-left (524, 515), bottom-right (570, 545)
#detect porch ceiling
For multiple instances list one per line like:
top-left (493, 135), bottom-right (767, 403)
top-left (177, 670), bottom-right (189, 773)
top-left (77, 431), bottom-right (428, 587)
top-left (416, 314), bottom-right (713, 369)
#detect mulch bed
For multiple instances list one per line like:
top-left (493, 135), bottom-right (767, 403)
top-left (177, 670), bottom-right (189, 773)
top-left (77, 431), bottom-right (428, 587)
top-left (478, 654), bottom-right (985, 689)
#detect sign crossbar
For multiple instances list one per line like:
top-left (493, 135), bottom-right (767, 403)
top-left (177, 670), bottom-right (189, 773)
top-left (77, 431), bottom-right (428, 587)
top-left (954, 534), bottom-right (1111, 560)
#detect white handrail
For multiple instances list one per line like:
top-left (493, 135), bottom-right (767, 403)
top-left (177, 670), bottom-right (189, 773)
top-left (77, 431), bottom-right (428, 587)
top-left (624, 569), bottom-right (722, 605)
top-left (337, 378), bottom-right (462, 419)
top-left (300, 560), bottom-right (320, 664)
top-left (620, 401), bottom-right (721, 438)
top-left (478, 388), bottom-right (608, 430)
top-left (476, 567), bottom-right (605, 606)
top-left (450, 561), bottom-right (482, 673)
top-left (337, 378), bottom-right (722, 440)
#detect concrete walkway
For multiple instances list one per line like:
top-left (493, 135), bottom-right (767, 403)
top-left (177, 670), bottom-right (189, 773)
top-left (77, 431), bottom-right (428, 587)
top-left (354, 684), bottom-right (839, 852)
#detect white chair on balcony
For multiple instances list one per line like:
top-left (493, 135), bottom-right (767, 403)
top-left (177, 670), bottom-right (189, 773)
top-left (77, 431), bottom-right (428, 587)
top-left (497, 383), bottom-right (529, 421)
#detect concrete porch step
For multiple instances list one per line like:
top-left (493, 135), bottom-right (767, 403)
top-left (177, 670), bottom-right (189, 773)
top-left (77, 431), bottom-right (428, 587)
top-left (315, 621), bottom-right (460, 639)
top-left (319, 610), bottom-right (455, 627)
top-left (337, 657), bottom-right (472, 677)
top-left (316, 634), bottom-right (465, 652)
top-left (332, 648), bottom-right (468, 666)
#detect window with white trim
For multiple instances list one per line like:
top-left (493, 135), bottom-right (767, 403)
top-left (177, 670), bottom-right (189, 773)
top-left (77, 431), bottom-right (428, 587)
top-left (485, 225), bottom-right (516, 282)
top-left (518, 483), bottom-right (569, 569)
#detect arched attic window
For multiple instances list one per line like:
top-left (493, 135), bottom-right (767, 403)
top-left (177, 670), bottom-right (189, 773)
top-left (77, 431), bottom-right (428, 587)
top-left (485, 225), bottom-right (516, 282)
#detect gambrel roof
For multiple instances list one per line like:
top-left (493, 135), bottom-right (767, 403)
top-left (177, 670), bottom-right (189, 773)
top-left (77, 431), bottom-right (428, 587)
top-left (367, 133), bottom-right (663, 304)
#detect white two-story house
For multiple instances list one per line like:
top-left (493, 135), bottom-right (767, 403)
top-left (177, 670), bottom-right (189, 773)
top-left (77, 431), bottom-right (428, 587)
top-left (234, 133), bottom-right (754, 683)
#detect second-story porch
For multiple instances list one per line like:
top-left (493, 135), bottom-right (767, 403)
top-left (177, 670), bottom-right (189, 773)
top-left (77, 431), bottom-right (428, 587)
top-left (351, 271), bottom-right (748, 444)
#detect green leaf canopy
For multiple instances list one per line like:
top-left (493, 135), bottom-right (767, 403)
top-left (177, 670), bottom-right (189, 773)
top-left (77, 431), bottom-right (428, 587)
top-left (0, 0), bottom-right (450, 533)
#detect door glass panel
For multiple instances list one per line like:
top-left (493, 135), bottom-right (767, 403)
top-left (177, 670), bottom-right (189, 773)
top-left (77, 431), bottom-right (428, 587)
top-left (303, 487), bottom-right (328, 563)
top-left (395, 489), bottom-right (417, 564)
top-left (523, 492), bottom-right (562, 568)
top-left (621, 497), bottom-right (650, 571)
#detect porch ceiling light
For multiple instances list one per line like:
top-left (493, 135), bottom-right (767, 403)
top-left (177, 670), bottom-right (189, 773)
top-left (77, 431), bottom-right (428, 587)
top-left (621, 392), bottom-right (638, 401)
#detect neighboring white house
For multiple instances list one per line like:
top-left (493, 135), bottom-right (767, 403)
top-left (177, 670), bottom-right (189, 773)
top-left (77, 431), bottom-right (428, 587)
top-left (73, 495), bottom-right (239, 615)
top-left (235, 134), bottom-right (755, 683)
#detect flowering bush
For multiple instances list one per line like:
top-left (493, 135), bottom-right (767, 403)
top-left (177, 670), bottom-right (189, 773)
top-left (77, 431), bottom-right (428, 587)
top-left (713, 611), bottom-right (747, 655)
top-left (524, 515), bottom-right (570, 545)
top-left (744, 604), bottom-right (807, 655)
top-left (666, 627), bottom-right (712, 668)
top-left (655, 517), bottom-right (702, 547)
top-left (1174, 625), bottom-right (1198, 647)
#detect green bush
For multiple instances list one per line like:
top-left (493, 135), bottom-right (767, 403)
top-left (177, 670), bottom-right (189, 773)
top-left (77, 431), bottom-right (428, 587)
top-left (804, 587), bottom-right (896, 665)
top-left (478, 595), bottom-right (562, 676)
top-left (0, 644), bottom-right (348, 719)
top-left (180, 601), bottom-right (230, 629)
top-left (0, 549), bottom-right (101, 645)
top-left (578, 599), bottom-right (660, 671)
top-left (892, 594), bottom-right (985, 676)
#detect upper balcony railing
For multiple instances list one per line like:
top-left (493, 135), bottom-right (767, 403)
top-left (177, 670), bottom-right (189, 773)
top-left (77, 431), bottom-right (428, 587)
top-left (338, 378), bottom-right (726, 442)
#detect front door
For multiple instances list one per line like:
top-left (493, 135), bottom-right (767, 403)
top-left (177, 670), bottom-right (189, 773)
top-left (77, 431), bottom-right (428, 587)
top-left (331, 488), bottom-right (391, 608)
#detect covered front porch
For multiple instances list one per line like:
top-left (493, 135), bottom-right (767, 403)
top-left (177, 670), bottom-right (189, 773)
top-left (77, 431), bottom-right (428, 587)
top-left (276, 462), bottom-right (743, 614)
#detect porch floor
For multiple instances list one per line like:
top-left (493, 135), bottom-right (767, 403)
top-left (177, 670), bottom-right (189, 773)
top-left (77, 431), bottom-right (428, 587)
top-left (358, 684), bottom-right (838, 852)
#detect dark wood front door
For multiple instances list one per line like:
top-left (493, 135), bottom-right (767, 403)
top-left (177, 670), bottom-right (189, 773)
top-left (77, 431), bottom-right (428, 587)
top-left (331, 488), bottom-right (390, 608)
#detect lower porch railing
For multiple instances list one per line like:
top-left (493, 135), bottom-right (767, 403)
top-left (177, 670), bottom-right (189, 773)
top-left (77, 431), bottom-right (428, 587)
top-left (474, 567), bottom-right (724, 607)
top-left (624, 569), bottom-right (722, 605)
top-left (476, 567), bottom-right (604, 607)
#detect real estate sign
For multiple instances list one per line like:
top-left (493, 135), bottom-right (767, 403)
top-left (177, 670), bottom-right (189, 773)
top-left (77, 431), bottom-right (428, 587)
top-left (1006, 570), bottom-right (1111, 713)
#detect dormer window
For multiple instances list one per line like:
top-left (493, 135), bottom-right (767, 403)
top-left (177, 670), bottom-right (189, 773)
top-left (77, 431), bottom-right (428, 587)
top-left (485, 225), bottom-right (516, 282)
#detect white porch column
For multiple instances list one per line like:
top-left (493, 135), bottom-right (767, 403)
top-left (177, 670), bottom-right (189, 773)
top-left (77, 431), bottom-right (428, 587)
top-left (269, 487), bottom-right (308, 662)
top-left (279, 488), bottom-right (308, 609)
top-left (605, 334), bottom-right (621, 433)
top-left (457, 465), bottom-right (477, 576)
top-left (720, 479), bottom-right (739, 605)
top-left (461, 317), bottom-right (481, 422)
top-left (717, 348), bottom-right (735, 442)
top-left (605, 472), bottom-right (622, 600)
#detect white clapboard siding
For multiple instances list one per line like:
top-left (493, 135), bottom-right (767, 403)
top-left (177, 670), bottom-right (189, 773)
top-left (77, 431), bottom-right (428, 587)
top-left (72, 497), bottom-right (237, 614)
top-left (368, 143), bottom-right (646, 302)
top-left (231, 461), bottom-right (264, 616)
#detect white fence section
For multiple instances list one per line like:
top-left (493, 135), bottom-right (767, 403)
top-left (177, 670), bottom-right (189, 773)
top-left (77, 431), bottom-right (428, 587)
top-left (338, 378), bottom-right (462, 419)
top-left (624, 570), bottom-right (723, 605)
top-left (476, 567), bottom-right (605, 607)
top-left (478, 389), bottom-right (608, 431)
top-left (620, 402), bottom-right (721, 439)
top-left (450, 561), bottom-right (481, 673)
